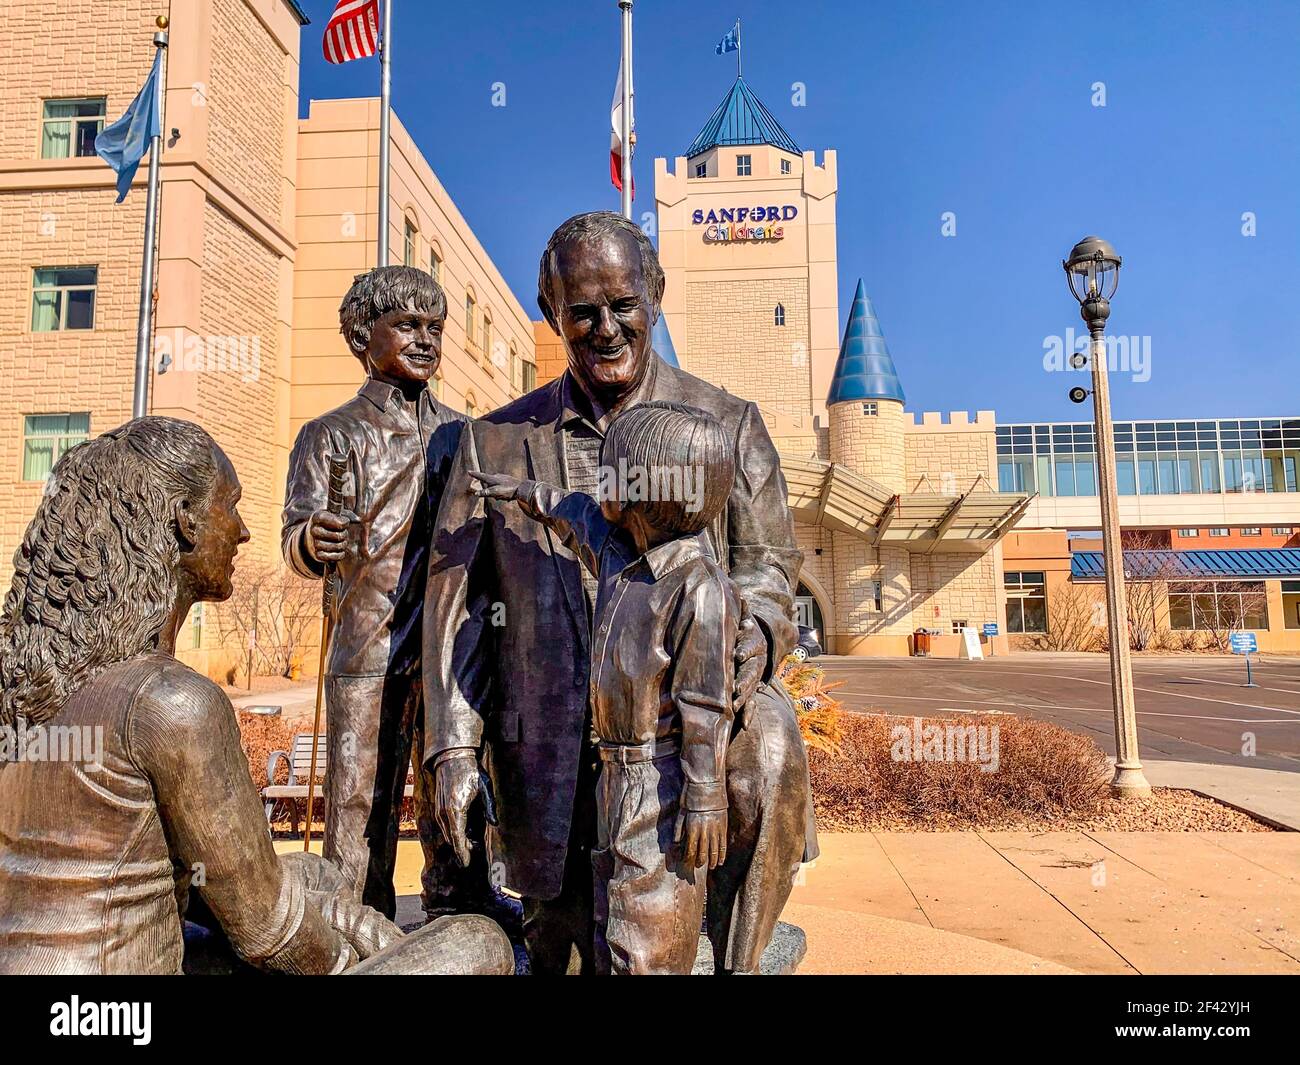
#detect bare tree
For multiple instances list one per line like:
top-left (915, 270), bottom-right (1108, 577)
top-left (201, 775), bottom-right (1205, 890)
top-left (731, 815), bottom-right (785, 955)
top-left (1033, 580), bottom-right (1103, 652)
top-left (1122, 531), bottom-right (1172, 652)
top-left (216, 560), bottom-right (320, 681)
top-left (1173, 579), bottom-right (1269, 653)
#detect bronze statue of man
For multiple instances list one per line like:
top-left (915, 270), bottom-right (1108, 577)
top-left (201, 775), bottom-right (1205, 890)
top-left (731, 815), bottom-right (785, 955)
top-left (425, 211), bottom-right (818, 974)
top-left (0, 417), bottom-right (510, 975)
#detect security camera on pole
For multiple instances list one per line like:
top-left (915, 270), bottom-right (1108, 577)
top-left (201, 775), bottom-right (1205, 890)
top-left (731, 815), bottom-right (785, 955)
top-left (1062, 236), bottom-right (1151, 798)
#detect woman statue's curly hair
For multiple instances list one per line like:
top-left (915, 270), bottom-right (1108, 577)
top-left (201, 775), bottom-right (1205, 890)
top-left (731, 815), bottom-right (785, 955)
top-left (0, 417), bottom-right (219, 727)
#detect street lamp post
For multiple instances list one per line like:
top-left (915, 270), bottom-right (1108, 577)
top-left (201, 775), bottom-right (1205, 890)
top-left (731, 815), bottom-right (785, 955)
top-left (1063, 236), bottom-right (1151, 798)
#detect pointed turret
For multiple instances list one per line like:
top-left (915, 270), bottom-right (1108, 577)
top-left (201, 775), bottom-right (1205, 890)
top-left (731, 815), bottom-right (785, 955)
top-left (651, 314), bottom-right (680, 368)
top-left (826, 280), bottom-right (905, 405)
top-left (685, 76), bottom-right (801, 158)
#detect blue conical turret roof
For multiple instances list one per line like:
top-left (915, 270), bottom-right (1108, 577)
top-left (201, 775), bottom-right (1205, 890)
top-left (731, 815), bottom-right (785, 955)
top-left (826, 280), bottom-right (905, 405)
top-left (651, 314), bottom-right (680, 368)
top-left (686, 76), bottom-right (800, 158)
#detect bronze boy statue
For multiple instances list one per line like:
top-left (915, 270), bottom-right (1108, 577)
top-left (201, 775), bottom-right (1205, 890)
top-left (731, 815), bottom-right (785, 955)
top-left (471, 401), bottom-right (739, 975)
top-left (282, 265), bottom-right (487, 919)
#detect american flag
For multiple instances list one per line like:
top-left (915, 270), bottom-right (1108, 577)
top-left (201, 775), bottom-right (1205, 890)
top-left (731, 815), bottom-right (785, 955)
top-left (323, 0), bottom-right (381, 65)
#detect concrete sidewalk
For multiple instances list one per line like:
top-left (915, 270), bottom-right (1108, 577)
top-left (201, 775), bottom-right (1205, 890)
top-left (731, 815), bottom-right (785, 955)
top-left (788, 831), bottom-right (1300, 974)
top-left (276, 830), bottom-right (1299, 974)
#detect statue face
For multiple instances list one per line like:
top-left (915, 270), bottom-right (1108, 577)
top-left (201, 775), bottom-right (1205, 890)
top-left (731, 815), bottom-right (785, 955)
top-left (366, 305), bottom-right (444, 387)
top-left (181, 447), bottom-right (250, 603)
top-left (549, 230), bottom-right (655, 400)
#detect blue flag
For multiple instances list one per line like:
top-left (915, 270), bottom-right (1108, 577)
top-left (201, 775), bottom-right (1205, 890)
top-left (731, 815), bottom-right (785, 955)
top-left (716, 22), bottom-right (739, 55)
top-left (95, 51), bottom-right (163, 203)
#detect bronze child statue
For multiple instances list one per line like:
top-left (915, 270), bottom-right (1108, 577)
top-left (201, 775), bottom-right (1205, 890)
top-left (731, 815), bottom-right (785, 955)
top-left (281, 265), bottom-right (486, 920)
top-left (471, 401), bottom-right (739, 975)
top-left (0, 417), bottom-right (511, 975)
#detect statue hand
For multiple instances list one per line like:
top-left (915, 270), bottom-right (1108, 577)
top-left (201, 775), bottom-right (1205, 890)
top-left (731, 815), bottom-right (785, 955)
top-left (733, 601), bottom-right (766, 714)
top-left (468, 470), bottom-right (522, 501)
top-left (306, 509), bottom-right (351, 564)
top-left (679, 809), bottom-right (728, 870)
top-left (433, 752), bottom-right (480, 868)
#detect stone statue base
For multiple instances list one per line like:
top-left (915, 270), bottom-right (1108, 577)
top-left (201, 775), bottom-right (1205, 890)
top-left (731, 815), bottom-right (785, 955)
top-left (691, 922), bottom-right (807, 975)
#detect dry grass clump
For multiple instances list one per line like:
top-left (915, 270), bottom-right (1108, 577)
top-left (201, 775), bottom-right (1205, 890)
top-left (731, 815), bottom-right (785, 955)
top-left (811, 711), bottom-right (1111, 830)
top-left (779, 659), bottom-right (845, 755)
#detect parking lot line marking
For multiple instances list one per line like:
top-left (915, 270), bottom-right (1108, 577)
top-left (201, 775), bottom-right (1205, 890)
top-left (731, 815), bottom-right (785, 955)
top-left (833, 690), bottom-right (1300, 725)
top-left (894, 667), bottom-right (1300, 717)
top-left (1175, 675), bottom-right (1300, 696)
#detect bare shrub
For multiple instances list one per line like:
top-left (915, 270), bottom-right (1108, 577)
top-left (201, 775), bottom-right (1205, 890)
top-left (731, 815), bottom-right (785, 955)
top-left (1038, 581), bottom-right (1102, 651)
top-left (234, 709), bottom-right (294, 789)
top-left (809, 711), bottom-right (1110, 829)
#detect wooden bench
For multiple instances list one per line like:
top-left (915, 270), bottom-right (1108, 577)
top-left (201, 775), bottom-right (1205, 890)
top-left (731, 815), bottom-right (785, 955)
top-left (261, 732), bottom-right (415, 835)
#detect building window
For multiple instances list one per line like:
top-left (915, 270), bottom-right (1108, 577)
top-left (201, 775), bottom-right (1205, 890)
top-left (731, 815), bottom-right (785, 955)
top-left (404, 217), bottom-right (417, 266)
top-left (32, 267), bottom-right (97, 331)
top-left (22, 413), bottom-right (90, 481)
top-left (1273, 527), bottom-right (1294, 536)
top-left (1177, 528), bottom-right (1198, 537)
top-left (695, 162), bottom-right (707, 178)
top-left (1005, 571), bottom-right (1047, 633)
top-left (41, 98), bottom-right (106, 159)
top-left (862, 402), bottom-right (878, 417)
top-left (780, 159), bottom-right (792, 175)
top-left (736, 154), bottom-right (751, 176)
top-left (523, 360), bottom-right (537, 393)
top-left (432, 373), bottom-right (443, 401)
top-left (774, 304), bottom-right (785, 327)
top-left (465, 392), bottom-right (478, 418)
top-left (509, 342), bottom-right (520, 391)
top-left (872, 580), bottom-right (883, 613)
top-left (1241, 527), bottom-right (1261, 536)
top-left (951, 619), bottom-right (969, 635)
top-left (1209, 527), bottom-right (1229, 537)
top-left (1168, 581), bottom-right (1267, 631)
top-left (429, 246), bottom-right (442, 285)
top-left (464, 291), bottom-right (477, 349)
top-left (482, 313), bottom-right (494, 366)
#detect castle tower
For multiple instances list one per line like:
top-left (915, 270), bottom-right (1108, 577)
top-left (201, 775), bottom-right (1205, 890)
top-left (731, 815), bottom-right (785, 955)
top-left (654, 76), bottom-right (838, 431)
top-left (826, 281), bottom-right (914, 652)
top-left (650, 313), bottom-right (680, 368)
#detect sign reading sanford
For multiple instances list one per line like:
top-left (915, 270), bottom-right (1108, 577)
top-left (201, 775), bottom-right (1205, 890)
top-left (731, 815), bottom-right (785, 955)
top-left (692, 204), bottom-right (798, 243)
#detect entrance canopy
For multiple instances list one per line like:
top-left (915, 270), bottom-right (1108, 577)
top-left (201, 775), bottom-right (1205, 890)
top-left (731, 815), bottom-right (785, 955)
top-left (782, 456), bottom-right (1032, 554)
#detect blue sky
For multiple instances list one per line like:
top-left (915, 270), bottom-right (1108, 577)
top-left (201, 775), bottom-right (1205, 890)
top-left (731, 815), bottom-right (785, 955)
top-left (299, 1), bottom-right (1300, 422)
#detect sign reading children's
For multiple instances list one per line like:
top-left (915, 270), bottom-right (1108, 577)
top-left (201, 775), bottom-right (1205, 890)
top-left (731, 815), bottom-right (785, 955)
top-left (693, 204), bottom-right (797, 243)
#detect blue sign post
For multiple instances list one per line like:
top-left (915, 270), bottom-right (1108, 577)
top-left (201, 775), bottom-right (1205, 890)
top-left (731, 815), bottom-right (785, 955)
top-left (1230, 631), bottom-right (1259, 687)
top-left (983, 622), bottom-right (999, 657)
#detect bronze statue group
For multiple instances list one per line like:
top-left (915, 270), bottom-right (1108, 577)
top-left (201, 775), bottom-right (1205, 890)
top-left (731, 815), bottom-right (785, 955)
top-left (0, 211), bottom-right (816, 976)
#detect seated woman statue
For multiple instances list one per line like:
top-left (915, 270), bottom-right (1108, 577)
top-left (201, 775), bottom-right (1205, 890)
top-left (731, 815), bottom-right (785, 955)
top-left (0, 417), bottom-right (510, 976)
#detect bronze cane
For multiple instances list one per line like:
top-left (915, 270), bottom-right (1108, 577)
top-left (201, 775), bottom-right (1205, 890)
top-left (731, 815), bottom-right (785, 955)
top-left (304, 450), bottom-right (349, 851)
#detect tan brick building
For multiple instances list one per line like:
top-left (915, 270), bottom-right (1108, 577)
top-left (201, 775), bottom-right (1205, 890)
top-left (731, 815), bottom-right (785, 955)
top-left (646, 75), bottom-right (1300, 656)
top-left (0, 0), bottom-right (534, 679)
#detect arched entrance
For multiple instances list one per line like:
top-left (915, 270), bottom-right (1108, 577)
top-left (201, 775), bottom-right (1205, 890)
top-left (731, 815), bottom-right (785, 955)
top-left (795, 579), bottom-right (827, 638)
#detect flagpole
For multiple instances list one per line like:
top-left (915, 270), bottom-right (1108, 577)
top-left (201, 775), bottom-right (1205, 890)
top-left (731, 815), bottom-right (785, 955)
top-left (132, 16), bottom-right (169, 420)
top-left (619, 0), bottom-right (633, 220)
top-left (377, 0), bottom-right (393, 266)
top-left (737, 17), bottom-right (742, 78)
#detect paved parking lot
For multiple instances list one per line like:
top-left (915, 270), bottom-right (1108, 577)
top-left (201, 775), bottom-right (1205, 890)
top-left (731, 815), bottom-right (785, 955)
top-left (818, 652), bottom-right (1300, 771)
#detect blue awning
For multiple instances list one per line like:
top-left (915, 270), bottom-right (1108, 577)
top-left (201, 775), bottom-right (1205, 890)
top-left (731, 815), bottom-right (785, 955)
top-left (1072, 549), bottom-right (1300, 581)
